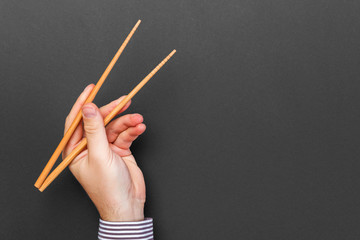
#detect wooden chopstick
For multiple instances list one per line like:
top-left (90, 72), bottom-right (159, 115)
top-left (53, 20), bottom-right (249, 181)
top-left (34, 20), bottom-right (141, 189)
top-left (38, 50), bottom-right (176, 192)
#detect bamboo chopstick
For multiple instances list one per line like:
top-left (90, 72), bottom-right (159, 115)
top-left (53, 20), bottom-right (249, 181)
top-left (34, 20), bottom-right (141, 189)
top-left (38, 50), bottom-right (176, 192)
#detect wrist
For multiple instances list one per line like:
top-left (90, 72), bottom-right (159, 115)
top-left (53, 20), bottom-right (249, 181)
top-left (99, 201), bottom-right (144, 222)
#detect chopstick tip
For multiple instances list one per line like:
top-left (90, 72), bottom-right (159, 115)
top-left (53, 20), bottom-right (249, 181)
top-left (170, 49), bottom-right (177, 56)
top-left (38, 185), bottom-right (45, 192)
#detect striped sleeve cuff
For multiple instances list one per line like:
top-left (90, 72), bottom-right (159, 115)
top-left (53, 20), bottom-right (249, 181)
top-left (98, 218), bottom-right (154, 240)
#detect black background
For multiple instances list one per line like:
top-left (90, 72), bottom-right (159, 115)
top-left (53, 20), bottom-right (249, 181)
top-left (1, 0), bottom-right (360, 239)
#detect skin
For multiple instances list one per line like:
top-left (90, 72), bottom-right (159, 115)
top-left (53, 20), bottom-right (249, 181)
top-left (63, 84), bottom-right (146, 221)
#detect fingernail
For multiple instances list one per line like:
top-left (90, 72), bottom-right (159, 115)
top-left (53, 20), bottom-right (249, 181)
top-left (84, 84), bottom-right (94, 92)
top-left (82, 106), bottom-right (97, 118)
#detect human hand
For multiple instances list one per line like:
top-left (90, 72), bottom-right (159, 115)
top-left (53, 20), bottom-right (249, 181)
top-left (63, 84), bottom-right (147, 221)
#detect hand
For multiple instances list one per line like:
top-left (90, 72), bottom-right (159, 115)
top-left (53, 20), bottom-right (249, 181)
top-left (63, 84), bottom-right (147, 221)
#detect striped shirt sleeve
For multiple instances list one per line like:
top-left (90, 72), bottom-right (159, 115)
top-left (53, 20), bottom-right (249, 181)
top-left (98, 218), bottom-right (154, 240)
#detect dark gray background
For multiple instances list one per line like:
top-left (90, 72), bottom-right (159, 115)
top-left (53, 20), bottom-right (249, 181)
top-left (1, 0), bottom-right (360, 239)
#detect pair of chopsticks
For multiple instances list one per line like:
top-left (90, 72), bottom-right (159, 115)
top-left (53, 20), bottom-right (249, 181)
top-left (34, 20), bottom-right (176, 192)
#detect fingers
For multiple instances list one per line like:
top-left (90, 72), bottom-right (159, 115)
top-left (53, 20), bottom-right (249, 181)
top-left (82, 103), bottom-right (111, 162)
top-left (64, 84), bottom-right (95, 134)
top-left (112, 123), bottom-right (146, 152)
top-left (99, 96), bottom-right (131, 119)
top-left (106, 114), bottom-right (144, 143)
top-left (64, 88), bottom-right (137, 163)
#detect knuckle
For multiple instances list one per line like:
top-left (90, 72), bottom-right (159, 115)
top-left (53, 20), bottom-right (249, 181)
top-left (108, 127), bottom-right (118, 137)
top-left (84, 122), bottom-right (99, 134)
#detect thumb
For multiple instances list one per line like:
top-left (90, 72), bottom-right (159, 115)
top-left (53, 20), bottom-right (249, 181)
top-left (82, 103), bottom-right (111, 162)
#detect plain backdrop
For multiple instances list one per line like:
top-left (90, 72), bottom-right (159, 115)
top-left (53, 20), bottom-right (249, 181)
top-left (1, 0), bottom-right (360, 239)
